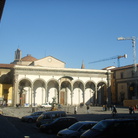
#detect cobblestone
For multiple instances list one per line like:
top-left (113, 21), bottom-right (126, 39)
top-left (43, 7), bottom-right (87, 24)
top-left (1, 105), bottom-right (138, 121)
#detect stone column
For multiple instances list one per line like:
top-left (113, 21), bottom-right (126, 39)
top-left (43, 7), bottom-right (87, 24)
top-left (65, 87), bottom-right (68, 105)
top-left (95, 85), bottom-right (98, 105)
top-left (30, 86), bottom-right (33, 107)
top-left (58, 84), bottom-right (60, 104)
top-left (83, 86), bottom-right (85, 105)
top-left (71, 85), bottom-right (73, 105)
top-left (107, 70), bottom-right (111, 106)
top-left (13, 74), bottom-right (18, 107)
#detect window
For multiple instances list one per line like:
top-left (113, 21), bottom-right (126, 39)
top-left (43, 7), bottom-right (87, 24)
top-left (132, 70), bottom-right (135, 77)
top-left (120, 72), bottom-right (123, 79)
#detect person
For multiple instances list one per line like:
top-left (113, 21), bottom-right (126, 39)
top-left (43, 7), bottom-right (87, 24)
top-left (103, 105), bottom-right (105, 111)
top-left (132, 106), bottom-right (135, 114)
top-left (129, 106), bottom-right (132, 114)
top-left (87, 105), bottom-right (90, 114)
top-left (129, 106), bottom-right (135, 114)
top-left (74, 106), bottom-right (77, 114)
top-left (16, 103), bottom-right (20, 108)
top-left (112, 105), bottom-right (117, 117)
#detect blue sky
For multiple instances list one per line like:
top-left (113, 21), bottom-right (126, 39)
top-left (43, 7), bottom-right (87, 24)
top-left (0, 0), bottom-right (138, 69)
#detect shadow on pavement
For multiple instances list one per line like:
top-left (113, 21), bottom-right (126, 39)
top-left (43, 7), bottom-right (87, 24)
top-left (70, 113), bottom-right (138, 121)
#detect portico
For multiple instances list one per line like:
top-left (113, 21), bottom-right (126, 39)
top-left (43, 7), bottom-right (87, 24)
top-left (13, 65), bottom-right (111, 107)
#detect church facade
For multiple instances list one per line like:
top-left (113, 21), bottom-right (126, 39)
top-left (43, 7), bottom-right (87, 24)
top-left (0, 49), bottom-right (112, 107)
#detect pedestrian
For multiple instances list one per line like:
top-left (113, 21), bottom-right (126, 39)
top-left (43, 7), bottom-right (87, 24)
top-left (74, 106), bottom-right (77, 114)
top-left (129, 106), bottom-right (132, 114)
top-left (112, 105), bottom-right (117, 117)
top-left (132, 106), bottom-right (135, 114)
top-left (103, 105), bottom-right (105, 111)
top-left (87, 105), bottom-right (90, 114)
top-left (129, 106), bottom-right (135, 114)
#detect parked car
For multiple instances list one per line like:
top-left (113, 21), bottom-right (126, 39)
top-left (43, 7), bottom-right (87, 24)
top-left (81, 119), bottom-right (138, 138)
top-left (57, 121), bottom-right (98, 138)
top-left (36, 110), bottom-right (66, 127)
top-left (39, 116), bottom-right (78, 134)
top-left (40, 102), bottom-right (52, 108)
top-left (21, 111), bottom-right (44, 123)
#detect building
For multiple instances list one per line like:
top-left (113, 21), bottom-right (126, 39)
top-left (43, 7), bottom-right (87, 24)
top-left (111, 64), bottom-right (138, 105)
top-left (0, 49), bottom-right (112, 107)
top-left (0, 64), bottom-right (13, 105)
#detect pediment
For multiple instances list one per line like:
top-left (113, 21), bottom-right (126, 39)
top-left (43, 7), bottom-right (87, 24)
top-left (33, 56), bottom-right (65, 68)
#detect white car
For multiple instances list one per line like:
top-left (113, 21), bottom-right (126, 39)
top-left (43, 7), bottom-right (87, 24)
top-left (41, 102), bottom-right (52, 108)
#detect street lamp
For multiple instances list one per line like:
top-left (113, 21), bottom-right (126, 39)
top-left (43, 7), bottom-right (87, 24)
top-left (117, 36), bottom-right (137, 72)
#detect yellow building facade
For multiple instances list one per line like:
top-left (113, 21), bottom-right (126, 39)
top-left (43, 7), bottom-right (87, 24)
top-left (0, 84), bottom-right (12, 106)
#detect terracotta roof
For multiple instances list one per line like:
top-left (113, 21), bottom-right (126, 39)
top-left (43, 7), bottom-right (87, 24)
top-left (0, 64), bottom-right (14, 68)
top-left (111, 64), bottom-right (138, 71)
top-left (21, 54), bottom-right (37, 62)
top-left (102, 66), bottom-right (116, 70)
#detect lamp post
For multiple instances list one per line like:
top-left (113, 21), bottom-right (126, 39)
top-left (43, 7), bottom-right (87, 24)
top-left (117, 36), bottom-right (137, 72)
top-left (117, 36), bottom-right (138, 98)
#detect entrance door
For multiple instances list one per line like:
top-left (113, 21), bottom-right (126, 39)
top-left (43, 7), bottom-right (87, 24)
top-left (21, 94), bottom-right (26, 106)
top-left (60, 91), bottom-right (64, 105)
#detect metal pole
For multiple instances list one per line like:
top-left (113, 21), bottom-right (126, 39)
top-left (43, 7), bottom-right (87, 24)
top-left (132, 38), bottom-right (137, 73)
top-left (131, 38), bottom-right (138, 98)
top-left (117, 37), bottom-right (138, 99)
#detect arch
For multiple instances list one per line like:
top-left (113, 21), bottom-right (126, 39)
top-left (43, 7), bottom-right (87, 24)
top-left (85, 80), bottom-right (96, 86)
top-left (18, 79), bottom-right (32, 106)
top-left (73, 80), bottom-right (84, 105)
top-left (18, 77), bottom-right (32, 85)
top-left (59, 77), bottom-right (72, 85)
top-left (59, 76), bottom-right (73, 81)
top-left (47, 79), bottom-right (59, 103)
top-left (32, 78), bottom-right (46, 86)
top-left (97, 82), bottom-right (107, 105)
top-left (47, 78), bottom-right (58, 84)
top-left (33, 79), bottom-right (46, 106)
top-left (60, 80), bottom-right (71, 105)
top-left (85, 81), bottom-right (96, 105)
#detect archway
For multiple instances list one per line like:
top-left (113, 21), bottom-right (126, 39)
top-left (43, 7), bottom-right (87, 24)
top-left (73, 81), bottom-right (84, 105)
top-left (97, 82), bottom-right (107, 105)
top-left (60, 81), bottom-right (71, 105)
top-left (33, 80), bottom-right (45, 106)
top-left (19, 79), bottom-right (31, 106)
top-left (85, 81), bottom-right (95, 105)
top-left (47, 80), bottom-right (59, 103)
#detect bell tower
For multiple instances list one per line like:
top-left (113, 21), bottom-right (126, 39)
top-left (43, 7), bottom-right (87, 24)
top-left (15, 48), bottom-right (21, 61)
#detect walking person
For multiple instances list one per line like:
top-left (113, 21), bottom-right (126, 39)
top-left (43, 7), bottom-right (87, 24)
top-left (129, 106), bottom-right (133, 114)
top-left (112, 105), bottom-right (117, 117)
top-left (129, 106), bottom-right (135, 114)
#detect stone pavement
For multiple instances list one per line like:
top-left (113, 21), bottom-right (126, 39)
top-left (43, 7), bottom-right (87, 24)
top-left (1, 105), bottom-right (138, 121)
top-left (0, 105), bottom-right (138, 138)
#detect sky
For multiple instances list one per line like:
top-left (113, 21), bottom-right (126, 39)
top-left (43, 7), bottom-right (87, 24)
top-left (0, 0), bottom-right (138, 70)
